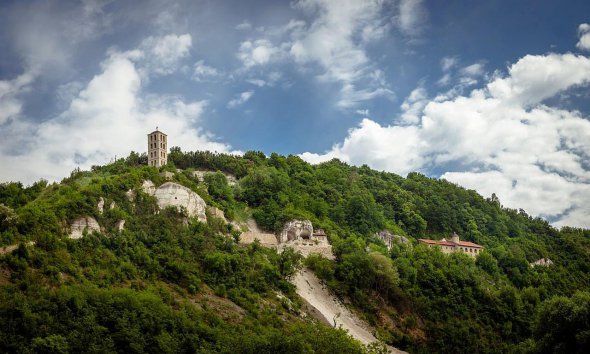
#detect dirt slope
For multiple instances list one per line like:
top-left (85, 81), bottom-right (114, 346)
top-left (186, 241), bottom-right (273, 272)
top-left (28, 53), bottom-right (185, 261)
top-left (293, 268), bottom-right (407, 354)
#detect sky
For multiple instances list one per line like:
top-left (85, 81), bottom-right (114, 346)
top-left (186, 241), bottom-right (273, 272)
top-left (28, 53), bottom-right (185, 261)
top-left (1, 0), bottom-right (590, 228)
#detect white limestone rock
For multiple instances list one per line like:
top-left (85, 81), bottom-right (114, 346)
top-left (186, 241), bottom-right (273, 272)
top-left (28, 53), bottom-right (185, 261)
top-left (375, 230), bottom-right (409, 249)
top-left (208, 206), bottom-right (227, 222)
top-left (142, 180), bottom-right (156, 195)
top-left (191, 171), bottom-right (206, 182)
top-left (192, 170), bottom-right (237, 186)
top-left (278, 220), bottom-right (334, 259)
top-left (239, 232), bottom-right (278, 247)
top-left (125, 189), bottom-right (136, 202)
top-left (279, 220), bottom-right (314, 244)
top-left (97, 197), bottom-right (105, 214)
top-left (115, 220), bottom-right (125, 232)
top-left (153, 182), bottom-right (207, 223)
top-left (238, 218), bottom-right (277, 247)
top-left (70, 216), bottom-right (101, 239)
top-left (531, 258), bottom-right (554, 267)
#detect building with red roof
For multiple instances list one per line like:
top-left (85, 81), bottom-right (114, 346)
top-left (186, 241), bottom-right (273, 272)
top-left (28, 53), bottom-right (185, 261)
top-left (418, 233), bottom-right (483, 257)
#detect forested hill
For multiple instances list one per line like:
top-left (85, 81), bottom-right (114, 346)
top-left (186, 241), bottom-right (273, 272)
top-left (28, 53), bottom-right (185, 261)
top-left (1, 149), bottom-right (589, 353)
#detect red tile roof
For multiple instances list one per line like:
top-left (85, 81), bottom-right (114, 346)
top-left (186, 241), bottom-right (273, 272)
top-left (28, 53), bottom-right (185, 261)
top-left (418, 238), bottom-right (483, 248)
top-left (456, 240), bottom-right (483, 248)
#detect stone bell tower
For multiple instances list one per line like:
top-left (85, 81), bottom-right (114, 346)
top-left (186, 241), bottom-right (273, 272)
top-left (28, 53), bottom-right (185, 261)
top-left (147, 127), bottom-right (167, 167)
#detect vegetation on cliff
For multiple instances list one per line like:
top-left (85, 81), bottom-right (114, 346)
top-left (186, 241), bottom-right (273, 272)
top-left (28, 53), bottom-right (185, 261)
top-left (1, 148), bottom-right (589, 353)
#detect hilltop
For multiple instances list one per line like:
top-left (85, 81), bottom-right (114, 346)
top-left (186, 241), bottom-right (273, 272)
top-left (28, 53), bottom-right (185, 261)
top-left (0, 149), bottom-right (589, 353)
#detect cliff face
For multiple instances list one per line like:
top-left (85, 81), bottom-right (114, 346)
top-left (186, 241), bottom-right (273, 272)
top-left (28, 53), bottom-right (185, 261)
top-left (140, 180), bottom-right (208, 223)
top-left (69, 216), bottom-right (100, 239)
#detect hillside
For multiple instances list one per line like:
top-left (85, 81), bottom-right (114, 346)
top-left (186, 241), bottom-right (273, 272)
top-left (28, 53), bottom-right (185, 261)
top-left (1, 149), bottom-right (589, 353)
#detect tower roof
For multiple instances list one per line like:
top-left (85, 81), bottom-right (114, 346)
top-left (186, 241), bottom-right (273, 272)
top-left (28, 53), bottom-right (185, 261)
top-left (148, 129), bottom-right (167, 136)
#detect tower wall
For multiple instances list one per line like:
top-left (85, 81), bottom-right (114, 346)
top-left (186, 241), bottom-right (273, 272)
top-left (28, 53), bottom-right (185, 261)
top-left (147, 130), bottom-right (168, 167)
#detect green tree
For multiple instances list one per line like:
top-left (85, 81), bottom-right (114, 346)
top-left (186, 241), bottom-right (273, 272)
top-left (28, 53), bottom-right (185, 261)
top-left (534, 291), bottom-right (590, 353)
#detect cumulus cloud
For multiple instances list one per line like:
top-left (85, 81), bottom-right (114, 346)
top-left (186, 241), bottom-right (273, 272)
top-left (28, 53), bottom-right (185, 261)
top-left (138, 34), bottom-right (192, 75)
top-left (301, 51), bottom-right (590, 228)
top-left (487, 53), bottom-right (590, 106)
top-left (237, 39), bottom-right (283, 68)
top-left (0, 36), bottom-right (232, 184)
top-left (227, 90), bottom-right (254, 108)
top-left (399, 86), bottom-right (428, 124)
top-left (577, 23), bottom-right (590, 51)
top-left (300, 118), bottom-right (423, 174)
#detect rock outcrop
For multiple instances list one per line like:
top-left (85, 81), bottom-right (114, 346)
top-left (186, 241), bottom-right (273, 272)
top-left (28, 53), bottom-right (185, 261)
top-left (279, 220), bottom-right (314, 243)
top-left (207, 206), bottom-right (227, 222)
top-left (238, 219), bottom-right (278, 247)
top-left (97, 197), bottom-right (105, 214)
top-left (531, 258), bottom-right (554, 267)
top-left (240, 232), bottom-right (278, 247)
top-left (142, 180), bottom-right (156, 195)
top-left (293, 268), bottom-right (406, 353)
top-left (153, 182), bottom-right (207, 223)
top-left (125, 189), bottom-right (136, 202)
top-left (192, 170), bottom-right (237, 186)
top-left (70, 216), bottom-right (101, 239)
top-left (278, 220), bottom-right (334, 259)
top-left (376, 230), bottom-right (408, 249)
top-left (115, 220), bottom-right (125, 232)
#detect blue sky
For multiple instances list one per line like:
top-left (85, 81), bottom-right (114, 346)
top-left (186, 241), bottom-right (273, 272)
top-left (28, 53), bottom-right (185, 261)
top-left (1, 0), bottom-right (590, 228)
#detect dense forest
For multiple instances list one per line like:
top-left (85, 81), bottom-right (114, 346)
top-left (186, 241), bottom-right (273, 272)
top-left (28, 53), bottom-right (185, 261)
top-left (1, 148), bottom-right (589, 353)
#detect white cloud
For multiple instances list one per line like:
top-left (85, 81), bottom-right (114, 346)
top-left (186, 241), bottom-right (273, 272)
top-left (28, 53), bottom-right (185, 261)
top-left (247, 79), bottom-right (267, 87)
top-left (235, 0), bottom-right (393, 108)
top-left (487, 53), bottom-right (590, 106)
top-left (245, 71), bottom-right (283, 87)
top-left (355, 109), bottom-right (370, 116)
top-left (138, 34), bottom-right (192, 75)
top-left (237, 39), bottom-right (283, 68)
top-left (0, 70), bottom-right (35, 124)
top-left (236, 21), bottom-right (252, 31)
top-left (460, 62), bottom-right (485, 77)
top-left (193, 60), bottom-right (219, 81)
top-left (301, 51), bottom-right (590, 228)
top-left (399, 86), bottom-right (427, 124)
top-left (441, 56), bottom-right (457, 72)
top-left (227, 90), bottom-right (254, 108)
top-left (396, 0), bottom-right (428, 36)
top-left (300, 118), bottom-right (424, 174)
top-left (290, 0), bottom-right (379, 82)
top-left (577, 23), bottom-right (590, 51)
top-left (0, 38), bottom-right (232, 184)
